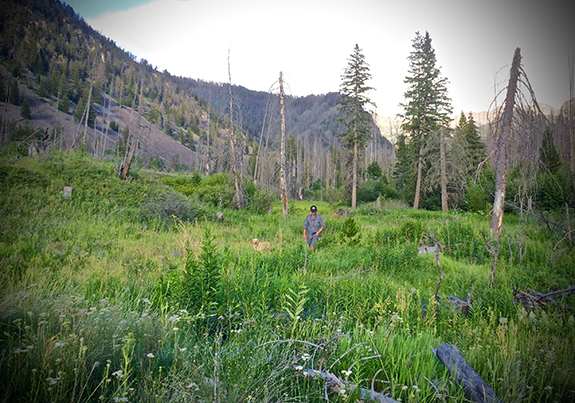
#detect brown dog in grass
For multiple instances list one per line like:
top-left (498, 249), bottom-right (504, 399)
top-left (252, 239), bottom-right (272, 252)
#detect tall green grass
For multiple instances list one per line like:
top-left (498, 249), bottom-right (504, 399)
top-left (1, 151), bottom-right (574, 402)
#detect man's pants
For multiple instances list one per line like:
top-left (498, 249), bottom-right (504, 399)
top-left (307, 233), bottom-right (320, 248)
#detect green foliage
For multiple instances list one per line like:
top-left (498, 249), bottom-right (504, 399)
top-left (0, 74), bottom-right (5, 101)
top-left (366, 160), bottom-right (382, 179)
top-left (539, 127), bottom-right (561, 174)
top-left (109, 120), bottom-right (119, 132)
top-left (9, 78), bottom-right (19, 105)
top-left (454, 112), bottom-right (486, 177)
top-left (57, 93), bottom-right (69, 114)
top-left (338, 215), bottom-right (362, 245)
top-left (194, 173), bottom-right (234, 208)
top-left (357, 178), bottom-right (398, 203)
top-left (139, 192), bottom-right (206, 228)
top-left (393, 132), bottom-right (415, 204)
top-left (536, 167), bottom-right (574, 210)
top-left (463, 180), bottom-right (490, 212)
top-left (20, 97), bottom-right (31, 120)
top-left (401, 31), bottom-right (452, 137)
top-left (183, 229), bottom-right (221, 312)
top-left (337, 44), bottom-right (374, 148)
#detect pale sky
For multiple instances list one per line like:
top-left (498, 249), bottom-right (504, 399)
top-left (65, 0), bottom-right (575, 118)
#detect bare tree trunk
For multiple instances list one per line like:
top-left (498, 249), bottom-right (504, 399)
top-left (120, 77), bottom-right (142, 180)
top-left (352, 141), bottom-right (358, 209)
top-left (279, 72), bottom-right (289, 218)
top-left (228, 49), bottom-right (244, 209)
top-left (413, 143), bottom-right (424, 210)
top-left (204, 109), bottom-right (210, 175)
top-left (254, 94), bottom-right (270, 183)
top-left (490, 48), bottom-right (521, 237)
top-left (440, 127), bottom-right (448, 212)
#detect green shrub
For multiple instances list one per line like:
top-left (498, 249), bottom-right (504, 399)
top-left (140, 192), bottom-right (206, 228)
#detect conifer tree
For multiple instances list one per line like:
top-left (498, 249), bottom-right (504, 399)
top-left (338, 44), bottom-right (375, 209)
top-left (9, 78), bottom-right (19, 105)
top-left (20, 97), bottom-right (31, 120)
top-left (400, 31), bottom-right (452, 209)
top-left (539, 127), bottom-right (561, 174)
top-left (393, 132), bottom-right (414, 202)
top-left (58, 93), bottom-right (70, 114)
top-left (0, 75), bottom-right (6, 101)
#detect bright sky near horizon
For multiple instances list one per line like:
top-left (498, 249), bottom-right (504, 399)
top-left (65, 0), bottom-right (574, 118)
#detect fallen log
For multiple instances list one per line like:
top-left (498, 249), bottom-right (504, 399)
top-left (432, 343), bottom-right (502, 403)
top-left (301, 368), bottom-right (400, 403)
top-left (513, 285), bottom-right (575, 311)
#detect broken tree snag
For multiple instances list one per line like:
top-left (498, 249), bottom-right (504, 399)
top-left (490, 47), bottom-right (522, 239)
top-left (433, 343), bottom-right (502, 403)
top-left (513, 285), bottom-right (575, 310)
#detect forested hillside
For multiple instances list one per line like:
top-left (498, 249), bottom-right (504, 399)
top-left (0, 0), bottom-right (391, 202)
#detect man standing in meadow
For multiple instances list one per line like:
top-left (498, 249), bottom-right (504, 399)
top-left (303, 205), bottom-right (324, 252)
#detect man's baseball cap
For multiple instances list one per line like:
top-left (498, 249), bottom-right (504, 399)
top-left (310, 205), bottom-right (317, 212)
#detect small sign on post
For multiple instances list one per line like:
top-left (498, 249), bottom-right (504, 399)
top-left (63, 186), bottom-right (73, 199)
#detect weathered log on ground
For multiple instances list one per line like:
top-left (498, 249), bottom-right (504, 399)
top-left (432, 343), bottom-right (502, 403)
top-left (513, 285), bottom-right (575, 311)
top-left (301, 368), bottom-right (400, 403)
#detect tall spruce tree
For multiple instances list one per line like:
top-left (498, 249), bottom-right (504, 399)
top-left (338, 44), bottom-right (375, 209)
top-left (455, 112), bottom-right (486, 178)
top-left (400, 31), bottom-right (452, 209)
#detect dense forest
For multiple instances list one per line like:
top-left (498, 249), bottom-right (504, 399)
top-left (0, 0), bottom-right (573, 212)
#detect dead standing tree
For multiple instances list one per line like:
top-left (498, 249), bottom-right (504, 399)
top-left (486, 47), bottom-right (547, 285)
top-left (279, 72), bottom-right (289, 218)
top-left (120, 76), bottom-right (143, 180)
top-left (228, 48), bottom-right (244, 209)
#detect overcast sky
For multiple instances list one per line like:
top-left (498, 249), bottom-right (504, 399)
top-left (65, 0), bottom-right (574, 117)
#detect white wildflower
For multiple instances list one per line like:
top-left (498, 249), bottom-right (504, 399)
top-left (112, 370), bottom-right (124, 378)
top-left (147, 353), bottom-right (155, 358)
top-left (54, 342), bottom-right (64, 348)
top-left (46, 377), bottom-right (60, 385)
top-left (168, 315), bottom-right (180, 323)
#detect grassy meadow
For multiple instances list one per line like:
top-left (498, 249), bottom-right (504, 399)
top-left (1, 151), bottom-right (574, 402)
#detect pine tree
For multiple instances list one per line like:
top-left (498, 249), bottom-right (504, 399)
top-left (0, 75), bottom-right (6, 101)
top-left (464, 113), bottom-right (485, 176)
top-left (393, 132), bottom-right (415, 203)
top-left (9, 78), bottom-right (19, 105)
top-left (400, 31), bottom-right (452, 209)
top-left (74, 96), bottom-right (85, 122)
top-left (338, 44), bottom-right (376, 209)
top-left (539, 127), bottom-right (561, 174)
top-left (58, 93), bottom-right (70, 114)
top-left (20, 97), bottom-right (31, 119)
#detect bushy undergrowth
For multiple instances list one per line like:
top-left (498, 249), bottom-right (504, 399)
top-left (1, 152), bottom-right (575, 402)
